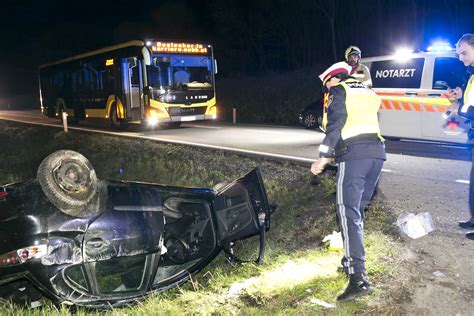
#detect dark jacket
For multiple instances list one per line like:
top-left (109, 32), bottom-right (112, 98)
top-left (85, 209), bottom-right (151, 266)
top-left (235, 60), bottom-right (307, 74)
top-left (320, 79), bottom-right (386, 162)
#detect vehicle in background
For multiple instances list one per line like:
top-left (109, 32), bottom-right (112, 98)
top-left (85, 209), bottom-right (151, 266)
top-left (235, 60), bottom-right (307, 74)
top-left (363, 43), bottom-right (471, 144)
top-left (298, 99), bottom-right (323, 130)
top-left (312, 43), bottom-right (472, 144)
top-left (39, 40), bottom-right (218, 130)
top-left (0, 150), bottom-right (273, 308)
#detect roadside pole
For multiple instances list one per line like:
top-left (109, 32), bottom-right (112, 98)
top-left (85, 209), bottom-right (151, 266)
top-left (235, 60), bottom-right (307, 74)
top-left (233, 108), bottom-right (237, 124)
top-left (62, 112), bottom-right (68, 132)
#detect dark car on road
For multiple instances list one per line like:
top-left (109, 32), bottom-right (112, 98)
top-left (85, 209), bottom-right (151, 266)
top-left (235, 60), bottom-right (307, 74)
top-left (298, 99), bottom-right (324, 131)
top-left (0, 150), bottom-right (274, 308)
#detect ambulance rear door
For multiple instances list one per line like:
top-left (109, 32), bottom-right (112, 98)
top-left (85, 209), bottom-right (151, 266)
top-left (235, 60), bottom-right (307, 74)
top-left (368, 56), bottom-right (425, 139)
top-left (420, 54), bottom-right (471, 144)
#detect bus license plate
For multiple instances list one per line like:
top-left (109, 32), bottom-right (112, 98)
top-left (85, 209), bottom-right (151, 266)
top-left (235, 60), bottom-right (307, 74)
top-left (181, 116), bottom-right (196, 121)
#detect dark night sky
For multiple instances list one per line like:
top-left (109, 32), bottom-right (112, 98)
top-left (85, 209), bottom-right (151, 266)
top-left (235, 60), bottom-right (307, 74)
top-left (1, 0), bottom-right (473, 102)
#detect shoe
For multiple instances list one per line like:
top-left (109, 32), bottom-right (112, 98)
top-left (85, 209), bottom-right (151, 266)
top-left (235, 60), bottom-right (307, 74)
top-left (337, 275), bottom-right (373, 302)
top-left (466, 231), bottom-right (474, 240)
top-left (458, 220), bottom-right (474, 229)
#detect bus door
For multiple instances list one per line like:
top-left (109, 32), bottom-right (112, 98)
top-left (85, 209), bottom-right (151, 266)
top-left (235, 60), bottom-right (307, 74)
top-left (370, 58), bottom-right (425, 139)
top-left (421, 56), bottom-right (470, 142)
top-left (121, 57), bottom-right (143, 121)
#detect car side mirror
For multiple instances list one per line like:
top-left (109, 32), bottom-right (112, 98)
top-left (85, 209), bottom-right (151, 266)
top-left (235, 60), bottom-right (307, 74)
top-left (433, 80), bottom-right (449, 90)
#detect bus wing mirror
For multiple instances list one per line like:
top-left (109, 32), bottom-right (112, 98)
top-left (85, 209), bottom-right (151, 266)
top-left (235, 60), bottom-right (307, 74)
top-left (214, 59), bottom-right (218, 75)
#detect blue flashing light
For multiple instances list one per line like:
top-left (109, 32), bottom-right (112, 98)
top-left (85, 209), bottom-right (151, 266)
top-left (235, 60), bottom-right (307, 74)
top-left (427, 42), bottom-right (454, 52)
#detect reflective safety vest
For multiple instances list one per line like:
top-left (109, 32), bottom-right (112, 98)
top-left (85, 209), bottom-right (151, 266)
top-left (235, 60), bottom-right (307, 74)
top-left (337, 79), bottom-right (382, 140)
top-left (466, 74), bottom-right (473, 106)
top-left (460, 74), bottom-right (474, 116)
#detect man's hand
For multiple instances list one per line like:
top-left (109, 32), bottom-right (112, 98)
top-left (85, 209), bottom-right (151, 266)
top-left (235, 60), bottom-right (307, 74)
top-left (311, 157), bottom-right (333, 176)
top-left (448, 87), bottom-right (463, 100)
top-left (447, 101), bottom-right (461, 113)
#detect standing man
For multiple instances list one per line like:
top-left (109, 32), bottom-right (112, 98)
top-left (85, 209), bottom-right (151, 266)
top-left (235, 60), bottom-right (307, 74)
top-left (344, 46), bottom-right (373, 88)
top-left (448, 34), bottom-right (474, 240)
top-left (311, 62), bottom-right (386, 301)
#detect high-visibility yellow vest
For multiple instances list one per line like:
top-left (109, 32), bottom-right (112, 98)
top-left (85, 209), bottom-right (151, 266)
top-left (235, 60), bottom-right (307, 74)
top-left (337, 79), bottom-right (382, 140)
top-left (465, 74), bottom-right (473, 106)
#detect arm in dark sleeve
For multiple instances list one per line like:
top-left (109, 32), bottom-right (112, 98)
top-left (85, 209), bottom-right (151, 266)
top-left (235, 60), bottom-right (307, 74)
top-left (319, 85), bottom-right (347, 158)
top-left (458, 101), bottom-right (474, 120)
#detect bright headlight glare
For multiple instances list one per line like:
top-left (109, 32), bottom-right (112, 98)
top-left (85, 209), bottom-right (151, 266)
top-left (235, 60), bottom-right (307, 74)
top-left (148, 117), bottom-right (158, 126)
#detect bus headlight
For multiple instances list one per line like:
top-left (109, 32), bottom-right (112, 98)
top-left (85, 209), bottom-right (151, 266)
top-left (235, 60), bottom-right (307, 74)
top-left (148, 117), bottom-right (158, 126)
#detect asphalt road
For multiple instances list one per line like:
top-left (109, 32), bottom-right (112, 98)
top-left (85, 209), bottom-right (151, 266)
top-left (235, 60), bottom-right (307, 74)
top-left (0, 109), bottom-right (471, 185)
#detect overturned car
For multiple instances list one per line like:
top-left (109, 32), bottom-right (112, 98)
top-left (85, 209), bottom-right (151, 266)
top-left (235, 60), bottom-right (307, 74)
top-left (0, 150), bottom-right (274, 308)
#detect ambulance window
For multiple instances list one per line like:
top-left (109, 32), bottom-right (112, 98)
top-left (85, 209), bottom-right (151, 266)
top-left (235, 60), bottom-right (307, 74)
top-left (433, 57), bottom-right (469, 90)
top-left (370, 58), bottom-right (424, 89)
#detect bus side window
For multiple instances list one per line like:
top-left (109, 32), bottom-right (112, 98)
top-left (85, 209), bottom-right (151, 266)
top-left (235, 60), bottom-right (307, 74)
top-left (433, 57), bottom-right (469, 90)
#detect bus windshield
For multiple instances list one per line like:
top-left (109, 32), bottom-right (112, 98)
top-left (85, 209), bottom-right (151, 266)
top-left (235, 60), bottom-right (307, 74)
top-left (148, 54), bottom-right (213, 92)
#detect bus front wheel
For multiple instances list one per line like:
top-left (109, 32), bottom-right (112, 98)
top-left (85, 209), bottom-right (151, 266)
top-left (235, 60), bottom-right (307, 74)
top-left (110, 104), bottom-right (129, 130)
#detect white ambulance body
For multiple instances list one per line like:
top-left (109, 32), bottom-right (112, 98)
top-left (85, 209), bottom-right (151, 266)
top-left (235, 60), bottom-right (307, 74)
top-left (362, 50), bottom-right (471, 144)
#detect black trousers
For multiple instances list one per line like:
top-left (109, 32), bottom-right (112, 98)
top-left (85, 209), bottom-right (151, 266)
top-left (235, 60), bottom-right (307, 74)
top-left (469, 148), bottom-right (474, 220)
top-left (336, 159), bottom-right (384, 275)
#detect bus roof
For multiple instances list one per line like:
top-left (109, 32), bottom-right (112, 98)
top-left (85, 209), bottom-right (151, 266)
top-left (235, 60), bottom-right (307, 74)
top-left (39, 40), bottom-right (145, 69)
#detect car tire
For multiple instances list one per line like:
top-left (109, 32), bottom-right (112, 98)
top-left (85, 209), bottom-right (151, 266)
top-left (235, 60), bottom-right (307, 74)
top-left (303, 112), bottom-right (322, 130)
top-left (110, 103), bottom-right (129, 130)
top-left (37, 150), bottom-right (102, 217)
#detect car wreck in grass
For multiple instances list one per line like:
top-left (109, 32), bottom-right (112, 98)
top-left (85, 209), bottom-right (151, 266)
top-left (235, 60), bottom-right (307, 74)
top-left (0, 150), bottom-right (275, 308)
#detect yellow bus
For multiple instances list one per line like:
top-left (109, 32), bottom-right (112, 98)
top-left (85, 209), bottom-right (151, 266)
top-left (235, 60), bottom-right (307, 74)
top-left (39, 40), bottom-right (217, 129)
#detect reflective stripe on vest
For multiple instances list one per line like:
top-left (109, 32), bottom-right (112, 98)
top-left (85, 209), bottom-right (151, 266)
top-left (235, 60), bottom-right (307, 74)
top-left (338, 79), bottom-right (382, 140)
top-left (322, 93), bottom-right (328, 130)
top-left (461, 75), bottom-right (474, 113)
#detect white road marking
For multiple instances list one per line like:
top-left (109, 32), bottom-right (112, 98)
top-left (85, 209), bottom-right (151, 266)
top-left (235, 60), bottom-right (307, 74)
top-left (382, 169), bottom-right (393, 173)
top-left (0, 116), bottom-right (317, 163)
top-left (456, 180), bottom-right (470, 184)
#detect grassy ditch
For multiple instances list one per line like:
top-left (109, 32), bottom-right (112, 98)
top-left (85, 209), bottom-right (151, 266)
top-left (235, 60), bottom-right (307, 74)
top-left (0, 120), bottom-right (402, 314)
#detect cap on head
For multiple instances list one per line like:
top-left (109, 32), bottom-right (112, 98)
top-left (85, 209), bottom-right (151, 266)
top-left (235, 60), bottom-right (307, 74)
top-left (319, 62), bottom-right (352, 85)
top-left (344, 46), bottom-right (362, 61)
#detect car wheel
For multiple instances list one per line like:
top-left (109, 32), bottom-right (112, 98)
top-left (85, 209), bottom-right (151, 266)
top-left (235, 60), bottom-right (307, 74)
top-left (303, 112), bottom-right (319, 129)
top-left (37, 150), bottom-right (101, 217)
top-left (110, 103), bottom-right (129, 130)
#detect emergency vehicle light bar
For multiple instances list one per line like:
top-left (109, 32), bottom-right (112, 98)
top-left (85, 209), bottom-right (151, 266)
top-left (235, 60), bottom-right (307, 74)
top-left (427, 42), bottom-right (454, 52)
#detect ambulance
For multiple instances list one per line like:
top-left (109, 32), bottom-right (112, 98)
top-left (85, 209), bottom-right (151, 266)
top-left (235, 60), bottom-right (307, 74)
top-left (365, 43), bottom-right (471, 144)
top-left (322, 43), bottom-right (472, 144)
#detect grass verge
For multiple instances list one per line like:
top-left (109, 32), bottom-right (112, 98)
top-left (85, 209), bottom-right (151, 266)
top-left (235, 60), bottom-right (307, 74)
top-left (0, 120), bottom-right (403, 314)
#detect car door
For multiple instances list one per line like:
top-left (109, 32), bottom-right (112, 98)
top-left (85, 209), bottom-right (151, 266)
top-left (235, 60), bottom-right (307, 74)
top-left (421, 56), bottom-right (471, 143)
top-left (213, 167), bottom-right (271, 246)
top-left (369, 57), bottom-right (425, 139)
top-left (151, 168), bottom-right (272, 290)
